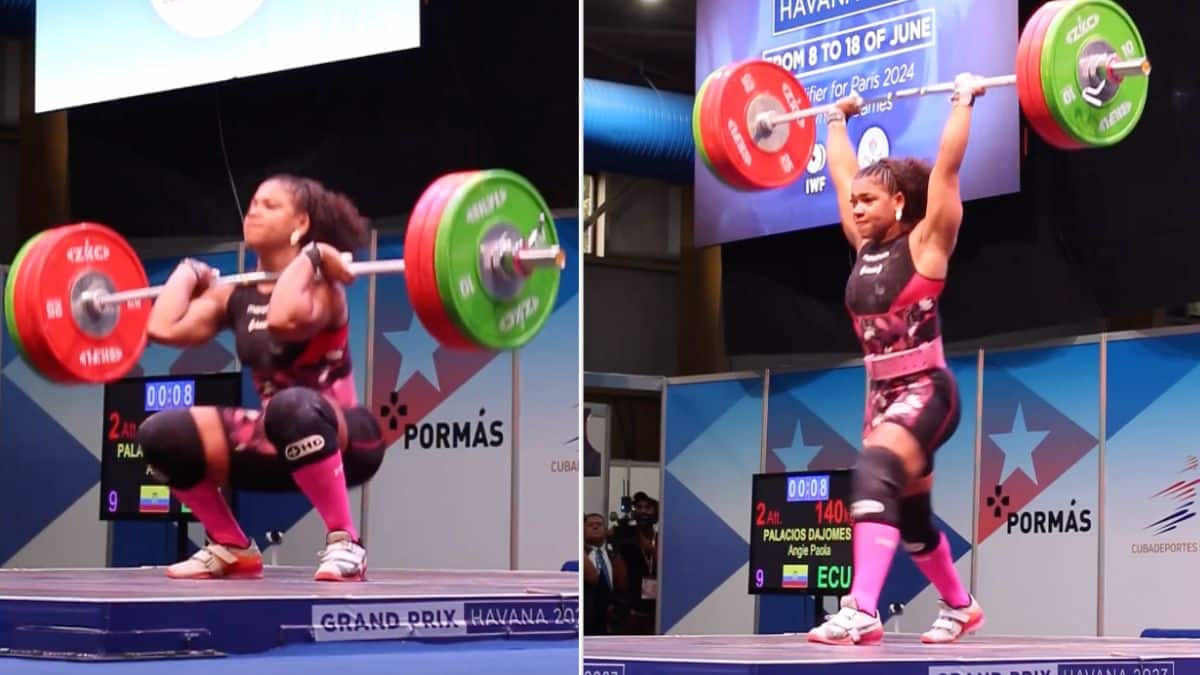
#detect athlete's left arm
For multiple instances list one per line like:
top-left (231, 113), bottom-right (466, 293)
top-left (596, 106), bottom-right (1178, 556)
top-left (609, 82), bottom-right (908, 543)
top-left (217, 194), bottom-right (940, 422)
top-left (267, 243), bottom-right (352, 341)
top-left (918, 74), bottom-right (985, 253)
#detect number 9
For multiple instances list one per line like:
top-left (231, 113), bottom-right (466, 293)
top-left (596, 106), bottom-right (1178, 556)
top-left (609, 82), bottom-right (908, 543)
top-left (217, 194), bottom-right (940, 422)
top-left (755, 568), bottom-right (764, 588)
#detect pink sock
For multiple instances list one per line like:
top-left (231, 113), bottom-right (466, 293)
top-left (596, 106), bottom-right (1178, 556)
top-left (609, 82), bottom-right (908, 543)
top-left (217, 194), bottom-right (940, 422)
top-left (911, 531), bottom-right (971, 608)
top-left (292, 453), bottom-right (359, 541)
top-left (849, 522), bottom-right (900, 615)
top-left (172, 481), bottom-right (249, 549)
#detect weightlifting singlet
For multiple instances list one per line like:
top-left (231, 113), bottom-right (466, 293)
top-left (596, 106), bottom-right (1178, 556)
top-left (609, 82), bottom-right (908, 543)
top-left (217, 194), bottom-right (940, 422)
top-left (218, 285), bottom-right (383, 491)
top-left (845, 232), bottom-right (959, 464)
top-left (845, 231), bottom-right (944, 355)
top-left (226, 285), bottom-right (357, 407)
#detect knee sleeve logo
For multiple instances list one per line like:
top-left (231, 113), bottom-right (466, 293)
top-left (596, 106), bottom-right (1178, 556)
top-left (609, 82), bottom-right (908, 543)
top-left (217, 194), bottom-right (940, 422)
top-left (850, 499), bottom-right (885, 518)
top-left (284, 435), bottom-right (326, 461)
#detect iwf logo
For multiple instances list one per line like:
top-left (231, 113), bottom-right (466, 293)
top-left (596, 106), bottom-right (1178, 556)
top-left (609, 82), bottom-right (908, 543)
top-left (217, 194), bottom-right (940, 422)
top-left (1146, 455), bottom-right (1200, 536)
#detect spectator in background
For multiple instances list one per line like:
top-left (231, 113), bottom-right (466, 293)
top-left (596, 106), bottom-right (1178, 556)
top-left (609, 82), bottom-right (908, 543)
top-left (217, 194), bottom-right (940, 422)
top-left (583, 512), bottom-right (626, 635)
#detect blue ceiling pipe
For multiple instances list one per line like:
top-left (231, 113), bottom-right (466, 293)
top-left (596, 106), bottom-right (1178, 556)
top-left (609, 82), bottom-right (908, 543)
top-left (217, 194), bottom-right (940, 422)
top-left (583, 78), bottom-right (695, 184)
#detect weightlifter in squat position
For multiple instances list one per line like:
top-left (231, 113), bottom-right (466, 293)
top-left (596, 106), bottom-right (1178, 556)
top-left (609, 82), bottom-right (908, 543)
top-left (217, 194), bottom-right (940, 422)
top-left (136, 175), bottom-right (384, 581)
top-left (806, 74), bottom-right (987, 645)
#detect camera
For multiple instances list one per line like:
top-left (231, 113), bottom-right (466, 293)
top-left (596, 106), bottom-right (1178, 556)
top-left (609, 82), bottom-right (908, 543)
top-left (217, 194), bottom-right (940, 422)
top-left (608, 492), bottom-right (658, 548)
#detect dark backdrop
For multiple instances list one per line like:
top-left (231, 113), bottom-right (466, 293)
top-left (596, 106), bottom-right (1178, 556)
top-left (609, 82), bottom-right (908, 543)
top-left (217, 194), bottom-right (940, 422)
top-left (65, 0), bottom-right (579, 239)
top-left (722, 1), bottom-right (1200, 355)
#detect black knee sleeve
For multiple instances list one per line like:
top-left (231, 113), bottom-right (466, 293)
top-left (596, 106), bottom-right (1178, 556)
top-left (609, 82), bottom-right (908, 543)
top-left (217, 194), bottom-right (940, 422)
top-left (850, 447), bottom-right (907, 527)
top-left (136, 409), bottom-right (207, 489)
top-left (263, 387), bottom-right (339, 469)
top-left (899, 492), bottom-right (940, 555)
top-left (341, 407), bottom-right (385, 487)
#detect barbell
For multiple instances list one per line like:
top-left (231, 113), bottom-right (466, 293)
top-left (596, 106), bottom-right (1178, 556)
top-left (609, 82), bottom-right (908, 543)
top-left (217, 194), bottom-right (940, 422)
top-left (3, 169), bottom-right (566, 384)
top-left (693, 0), bottom-right (1151, 190)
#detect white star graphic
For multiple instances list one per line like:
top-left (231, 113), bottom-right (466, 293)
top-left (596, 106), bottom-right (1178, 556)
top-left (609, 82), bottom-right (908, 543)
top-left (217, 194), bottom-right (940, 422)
top-left (991, 403), bottom-right (1048, 485)
top-left (383, 320), bottom-right (441, 392)
top-left (774, 420), bottom-right (824, 471)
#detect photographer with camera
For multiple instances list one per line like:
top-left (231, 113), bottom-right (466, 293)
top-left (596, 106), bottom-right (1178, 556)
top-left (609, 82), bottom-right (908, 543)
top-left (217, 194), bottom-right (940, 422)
top-left (608, 492), bottom-right (658, 635)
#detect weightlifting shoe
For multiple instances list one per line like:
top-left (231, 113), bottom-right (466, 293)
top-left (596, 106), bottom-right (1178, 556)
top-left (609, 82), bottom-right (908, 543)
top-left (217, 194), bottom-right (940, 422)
top-left (807, 596), bottom-right (885, 645)
top-left (921, 595), bottom-right (985, 643)
top-left (314, 530), bottom-right (367, 582)
top-left (166, 540), bottom-right (264, 580)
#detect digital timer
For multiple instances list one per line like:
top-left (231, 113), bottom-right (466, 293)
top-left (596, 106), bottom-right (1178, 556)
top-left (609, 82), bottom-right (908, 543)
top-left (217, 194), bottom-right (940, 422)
top-left (750, 470), bottom-right (853, 596)
top-left (786, 474), bottom-right (830, 502)
top-left (144, 379), bottom-right (196, 412)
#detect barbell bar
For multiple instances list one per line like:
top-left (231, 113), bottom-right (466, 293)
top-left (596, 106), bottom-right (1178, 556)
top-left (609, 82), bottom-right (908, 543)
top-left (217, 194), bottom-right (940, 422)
top-left (694, 0), bottom-right (1152, 190)
top-left (4, 169), bottom-right (566, 384)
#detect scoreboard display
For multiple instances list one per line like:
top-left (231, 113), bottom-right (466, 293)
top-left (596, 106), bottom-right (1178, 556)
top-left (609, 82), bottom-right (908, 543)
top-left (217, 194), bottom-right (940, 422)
top-left (100, 373), bottom-right (243, 520)
top-left (749, 469), bottom-right (854, 595)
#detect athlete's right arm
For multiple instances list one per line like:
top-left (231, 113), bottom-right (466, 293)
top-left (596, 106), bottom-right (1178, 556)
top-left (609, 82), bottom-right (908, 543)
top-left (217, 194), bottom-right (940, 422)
top-left (826, 97), bottom-right (862, 249)
top-left (146, 261), bottom-right (230, 347)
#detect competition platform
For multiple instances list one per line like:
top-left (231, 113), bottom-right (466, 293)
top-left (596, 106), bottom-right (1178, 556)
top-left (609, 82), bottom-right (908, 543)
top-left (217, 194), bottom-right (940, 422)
top-left (0, 565), bottom-right (578, 660)
top-left (584, 633), bottom-right (1200, 675)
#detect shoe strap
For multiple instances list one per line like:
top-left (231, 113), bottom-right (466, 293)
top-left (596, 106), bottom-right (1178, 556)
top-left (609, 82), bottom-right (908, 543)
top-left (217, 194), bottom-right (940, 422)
top-left (824, 605), bottom-right (870, 634)
top-left (187, 544), bottom-right (238, 574)
top-left (319, 540), bottom-right (365, 565)
top-left (931, 603), bottom-right (971, 633)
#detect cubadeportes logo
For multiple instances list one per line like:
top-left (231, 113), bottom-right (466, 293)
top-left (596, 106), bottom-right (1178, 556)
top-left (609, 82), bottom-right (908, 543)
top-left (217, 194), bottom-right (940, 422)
top-left (1145, 455), bottom-right (1199, 536)
top-left (151, 0), bottom-right (264, 39)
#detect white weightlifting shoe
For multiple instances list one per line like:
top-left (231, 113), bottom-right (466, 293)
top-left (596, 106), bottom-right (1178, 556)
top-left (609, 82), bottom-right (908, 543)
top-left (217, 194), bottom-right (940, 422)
top-left (807, 596), bottom-right (884, 645)
top-left (166, 540), bottom-right (263, 580)
top-left (314, 530), bottom-right (367, 582)
top-left (921, 595), bottom-right (985, 643)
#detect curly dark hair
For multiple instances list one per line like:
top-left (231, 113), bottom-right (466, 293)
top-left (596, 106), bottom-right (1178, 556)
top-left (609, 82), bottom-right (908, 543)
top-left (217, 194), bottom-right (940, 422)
top-left (267, 174), bottom-right (369, 252)
top-left (855, 157), bottom-right (932, 226)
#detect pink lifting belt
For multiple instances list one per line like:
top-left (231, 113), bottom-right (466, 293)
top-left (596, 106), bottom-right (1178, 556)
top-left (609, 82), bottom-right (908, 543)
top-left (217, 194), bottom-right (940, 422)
top-left (863, 337), bottom-right (946, 382)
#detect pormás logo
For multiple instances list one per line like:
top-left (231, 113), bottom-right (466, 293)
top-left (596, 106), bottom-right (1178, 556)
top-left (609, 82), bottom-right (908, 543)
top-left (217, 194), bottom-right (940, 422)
top-left (401, 408), bottom-right (505, 451)
top-left (989, 484), bottom-right (1093, 535)
top-left (1145, 455), bottom-right (1199, 536)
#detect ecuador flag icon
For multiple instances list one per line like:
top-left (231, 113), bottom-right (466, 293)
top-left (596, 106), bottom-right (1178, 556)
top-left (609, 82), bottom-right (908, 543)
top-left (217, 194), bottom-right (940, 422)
top-left (782, 564), bottom-right (808, 589)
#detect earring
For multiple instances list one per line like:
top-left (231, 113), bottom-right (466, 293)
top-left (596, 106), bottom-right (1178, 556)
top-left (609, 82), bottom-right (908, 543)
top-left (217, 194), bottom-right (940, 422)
top-left (290, 230), bottom-right (301, 246)
top-left (895, 208), bottom-right (903, 222)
